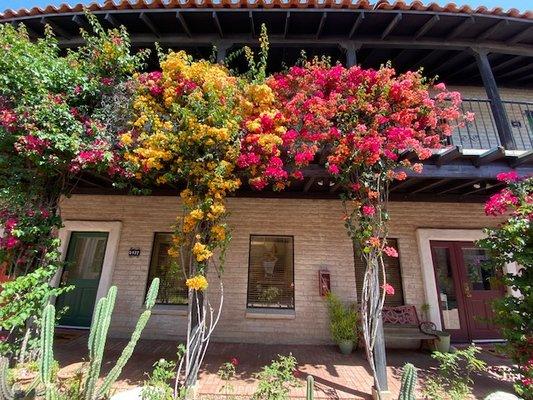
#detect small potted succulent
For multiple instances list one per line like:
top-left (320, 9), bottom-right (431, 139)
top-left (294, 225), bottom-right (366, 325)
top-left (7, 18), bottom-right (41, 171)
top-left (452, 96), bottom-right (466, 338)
top-left (326, 293), bottom-right (358, 355)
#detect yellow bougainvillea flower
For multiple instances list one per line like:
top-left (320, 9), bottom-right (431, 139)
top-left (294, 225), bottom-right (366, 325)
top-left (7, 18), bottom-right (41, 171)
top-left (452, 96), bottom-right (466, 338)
top-left (186, 275), bottom-right (208, 291)
top-left (192, 242), bottom-right (213, 262)
top-left (210, 225), bottom-right (226, 241)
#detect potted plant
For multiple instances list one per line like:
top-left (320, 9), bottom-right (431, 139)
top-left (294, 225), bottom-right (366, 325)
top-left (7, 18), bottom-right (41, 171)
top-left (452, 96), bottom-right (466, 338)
top-left (326, 293), bottom-right (358, 355)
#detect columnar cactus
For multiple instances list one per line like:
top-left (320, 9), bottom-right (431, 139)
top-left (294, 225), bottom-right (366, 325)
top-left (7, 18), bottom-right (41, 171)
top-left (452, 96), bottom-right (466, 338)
top-left (398, 363), bottom-right (417, 400)
top-left (306, 375), bottom-right (314, 400)
top-left (0, 278), bottom-right (159, 400)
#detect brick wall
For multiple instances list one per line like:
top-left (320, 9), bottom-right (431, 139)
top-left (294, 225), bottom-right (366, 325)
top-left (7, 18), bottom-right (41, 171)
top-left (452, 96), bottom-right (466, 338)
top-left (59, 195), bottom-right (500, 344)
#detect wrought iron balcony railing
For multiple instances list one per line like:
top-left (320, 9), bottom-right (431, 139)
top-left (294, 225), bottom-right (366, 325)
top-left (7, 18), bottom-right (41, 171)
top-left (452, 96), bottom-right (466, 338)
top-left (451, 99), bottom-right (533, 151)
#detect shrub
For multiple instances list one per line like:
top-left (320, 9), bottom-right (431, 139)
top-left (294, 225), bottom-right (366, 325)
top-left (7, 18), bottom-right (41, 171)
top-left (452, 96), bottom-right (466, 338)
top-left (325, 292), bottom-right (358, 344)
top-left (252, 354), bottom-right (299, 400)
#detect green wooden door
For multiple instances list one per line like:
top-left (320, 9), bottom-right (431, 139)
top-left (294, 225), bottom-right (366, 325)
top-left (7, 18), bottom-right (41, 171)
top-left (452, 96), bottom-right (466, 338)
top-left (56, 232), bottom-right (109, 327)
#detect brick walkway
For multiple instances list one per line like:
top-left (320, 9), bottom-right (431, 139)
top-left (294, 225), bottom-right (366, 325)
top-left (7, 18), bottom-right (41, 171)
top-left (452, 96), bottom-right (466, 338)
top-left (54, 332), bottom-right (515, 399)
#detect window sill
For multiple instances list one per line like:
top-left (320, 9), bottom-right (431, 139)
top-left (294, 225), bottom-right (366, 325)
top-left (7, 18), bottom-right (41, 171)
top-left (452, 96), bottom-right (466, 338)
top-left (152, 304), bottom-right (188, 316)
top-left (245, 308), bottom-right (295, 320)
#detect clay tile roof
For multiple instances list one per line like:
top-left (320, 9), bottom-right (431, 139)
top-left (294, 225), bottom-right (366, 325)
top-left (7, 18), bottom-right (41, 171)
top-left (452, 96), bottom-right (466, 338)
top-left (0, 0), bottom-right (531, 20)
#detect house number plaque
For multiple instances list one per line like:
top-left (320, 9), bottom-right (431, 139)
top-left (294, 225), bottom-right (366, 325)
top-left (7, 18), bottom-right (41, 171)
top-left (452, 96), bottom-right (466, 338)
top-left (128, 248), bottom-right (141, 257)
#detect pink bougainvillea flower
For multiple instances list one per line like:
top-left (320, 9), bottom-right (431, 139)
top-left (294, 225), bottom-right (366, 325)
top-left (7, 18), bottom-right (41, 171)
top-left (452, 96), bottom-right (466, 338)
top-left (383, 246), bottom-right (398, 258)
top-left (4, 236), bottom-right (20, 249)
top-left (496, 171), bottom-right (520, 183)
top-left (484, 189), bottom-right (519, 216)
top-left (382, 283), bottom-right (395, 296)
top-left (361, 205), bottom-right (376, 217)
top-left (328, 164), bottom-right (340, 175)
top-left (230, 357), bottom-right (239, 367)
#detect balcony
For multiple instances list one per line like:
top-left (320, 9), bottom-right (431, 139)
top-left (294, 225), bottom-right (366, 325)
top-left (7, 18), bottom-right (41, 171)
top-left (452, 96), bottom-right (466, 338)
top-left (452, 99), bottom-right (533, 150)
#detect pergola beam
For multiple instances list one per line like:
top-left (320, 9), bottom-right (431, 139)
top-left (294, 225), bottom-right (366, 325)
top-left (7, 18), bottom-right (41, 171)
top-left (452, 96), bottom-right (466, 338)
top-left (284, 11), bottom-right (291, 38)
top-left (72, 14), bottom-right (91, 32)
top-left (477, 19), bottom-right (509, 40)
top-left (316, 12), bottom-right (327, 39)
top-left (176, 12), bottom-right (192, 38)
top-left (414, 14), bottom-right (439, 39)
top-left (446, 17), bottom-right (475, 40)
top-left (139, 13), bottom-right (160, 38)
top-left (506, 25), bottom-right (533, 45)
top-left (381, 13), bottom-right (402, 40)
top-left (212, 12), bottom-right (223, 38)
top-left (104, 13), bottom-right (119, 27)
top-left (349, 12), bottom-right (365, 39)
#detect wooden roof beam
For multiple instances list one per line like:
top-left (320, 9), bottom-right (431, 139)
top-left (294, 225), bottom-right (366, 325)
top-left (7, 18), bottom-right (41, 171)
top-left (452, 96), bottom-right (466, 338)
top-left (497, 63), bottom-right (533, 79)
top-left (316, 12), bottom-right (327, 39)
top-left (411, 49), bottom-right (440, 71)
top-left (72, 14), bottom-right (91, 32)
top-left (509, 150), bottom-right (533, 167)
top-left (414, 14), bottom-right (439, 40)
top-left (446, 17), bottom-right (475, 40)
top-left (40, 17), bottom-right (71, 39)
top-left (381, 13), bottom-right (402, 40)
top-left (473, 147), bottom-right (505, 166)
top-left (176, 12), bottom-right (192, 38)
top-left (461, 181), bottom-right (504, 196)
top-left (390, 178), bottom-right (422, 192)
top-left (284, 11), bottom-right (291, 38)
top-left (506, 25), bottom-right (533, 45)
top-left (438, 179), bottom-right (480, 195)
top-left (212, 12), bottom-right (223, 38)
top-left (491, 55), bottom-right (525, 73)
top-left (515, 70), bottom-right (533, 83)
top-left (104, 13), bottom-right (119, 27)
top-left (139, 13), bottom-right (160, 38)
top-left (411, 178), bottom-right (450, 194)
top-left (349, 12), bottom-right (365, 39)
top-left (434, 146), bottom-right (462, 166)
top-left (431, 51), bottom-right (471, 74)
top-left (477, 19), bottom-right (509, 41)
top-left (249, 11), bottom-right (255, 37)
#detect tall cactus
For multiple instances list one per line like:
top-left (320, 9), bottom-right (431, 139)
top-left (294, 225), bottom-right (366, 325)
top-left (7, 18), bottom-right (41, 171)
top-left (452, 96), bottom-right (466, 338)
top-left (96, 278), bottom-right (159, 397)
top-left (398, 363), bottom-right (417, 400)
top-left (0, 278), bottom-right (159, 400)
top-left (306, 375), bottom-right (314, 400)
top-left (39, 304), bottom-right (56, 400)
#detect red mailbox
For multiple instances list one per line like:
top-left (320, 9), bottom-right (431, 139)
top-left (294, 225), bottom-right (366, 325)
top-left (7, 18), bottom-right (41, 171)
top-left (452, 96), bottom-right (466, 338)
top-left (318, 269), bottom-right (331, 296)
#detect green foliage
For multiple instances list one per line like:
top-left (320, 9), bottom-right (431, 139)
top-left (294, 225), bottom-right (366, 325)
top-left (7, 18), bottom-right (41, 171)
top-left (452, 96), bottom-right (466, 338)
top-left (252, 354), bottom-right (299, 400)
top-left (477, 177), bottom-right (532, 398)
top-left (398, 363), bottom-right (417, 400)
top-left (325, 292), bottom-right (358, 344)
top-left (141, 359), bottom-right (176, 400)
top-left (0, 265), bottom-right (70, 359)
top-left (423, 345), bottom-right (486, 400)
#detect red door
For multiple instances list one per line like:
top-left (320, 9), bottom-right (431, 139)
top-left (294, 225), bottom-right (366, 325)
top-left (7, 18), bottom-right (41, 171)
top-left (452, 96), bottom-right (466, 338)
top-left (430, 241), bottom-right (504, 342)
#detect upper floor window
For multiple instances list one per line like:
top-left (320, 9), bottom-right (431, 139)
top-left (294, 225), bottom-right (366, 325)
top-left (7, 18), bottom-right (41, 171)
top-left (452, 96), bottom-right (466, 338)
top-left (247, 235), bottom-right (294, 309)
top-left (148, 233), bottom-right (188, 305)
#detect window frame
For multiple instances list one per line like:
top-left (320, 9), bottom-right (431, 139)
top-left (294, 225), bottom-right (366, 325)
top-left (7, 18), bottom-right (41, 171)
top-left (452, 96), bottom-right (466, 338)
top-left (145, 231), bottom-right (189, 307)
top-left (246, 234), bottom-right (296, 311)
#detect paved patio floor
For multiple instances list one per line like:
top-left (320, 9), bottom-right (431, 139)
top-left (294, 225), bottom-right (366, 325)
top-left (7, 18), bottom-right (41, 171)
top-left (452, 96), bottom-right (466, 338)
top-left (54, 332), bottom-right (515, 399)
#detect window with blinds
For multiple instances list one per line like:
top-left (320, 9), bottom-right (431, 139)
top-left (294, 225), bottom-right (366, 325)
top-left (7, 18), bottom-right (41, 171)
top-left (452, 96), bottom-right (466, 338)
top-left (354, 238), bottom-right (404, 306)
top-left (247, 235), bottom-right (295, 309)
top-left (147, 233), bottom-right (188, 305)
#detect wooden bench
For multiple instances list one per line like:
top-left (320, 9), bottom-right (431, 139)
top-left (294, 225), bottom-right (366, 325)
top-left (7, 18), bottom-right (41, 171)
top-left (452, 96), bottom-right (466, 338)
top-left (382, 305), bottom-right (439, 349)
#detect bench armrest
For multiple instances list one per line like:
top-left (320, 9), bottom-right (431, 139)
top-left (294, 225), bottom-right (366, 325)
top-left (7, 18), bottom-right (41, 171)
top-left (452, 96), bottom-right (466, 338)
top-left (419, 321), bottom-right (438, 335)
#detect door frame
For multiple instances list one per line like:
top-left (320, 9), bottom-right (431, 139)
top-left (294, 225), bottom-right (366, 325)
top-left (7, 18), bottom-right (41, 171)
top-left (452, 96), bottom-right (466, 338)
top-left (52, 221), bottom-right (122, 320)
top-left (416, 228), bottom-right (517, 333)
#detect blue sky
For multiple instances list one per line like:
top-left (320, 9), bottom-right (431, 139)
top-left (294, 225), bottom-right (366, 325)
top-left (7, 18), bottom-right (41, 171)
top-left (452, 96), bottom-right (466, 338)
top-left (1, 0), bottom-right (531, 12)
